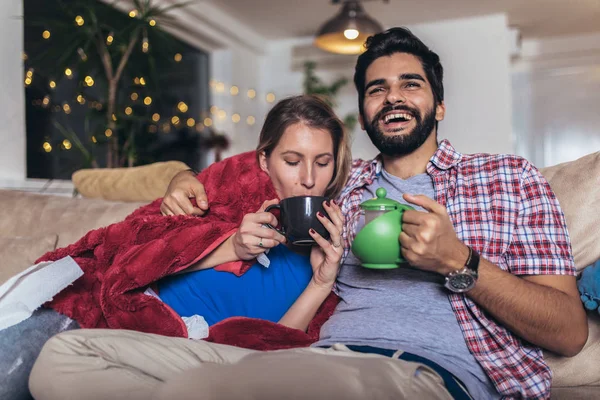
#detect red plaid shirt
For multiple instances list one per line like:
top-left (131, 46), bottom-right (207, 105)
top-left (338, 140), bottom-right (575, 399)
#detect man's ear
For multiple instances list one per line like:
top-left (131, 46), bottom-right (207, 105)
top-left (258, 151), bottom-right (269, 174)
top-left (435, 101), bottom-right (446, 122)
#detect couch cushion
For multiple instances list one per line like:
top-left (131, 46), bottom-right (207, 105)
top-left (72, 161), bottom-right (190, 202)
top-left (545, 314), bottom-right (600, 388)
top-left (0, 190), bottom-right (143, 248)
top-left (540, 151), bottom-right (600, 272)
top-left (0, 234), bottom-right (58, 285)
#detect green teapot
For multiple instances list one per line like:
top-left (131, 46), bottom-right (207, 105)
top-left (351, 187), bottom-right (414, 269)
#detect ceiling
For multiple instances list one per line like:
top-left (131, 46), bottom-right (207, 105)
top-left (205, 0), bottom-right (600, 40)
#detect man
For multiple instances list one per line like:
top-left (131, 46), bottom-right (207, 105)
top-left (31, 28), bottom-right (587, 400)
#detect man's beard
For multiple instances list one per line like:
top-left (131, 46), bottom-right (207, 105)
top-left (364, 104), bottom-right (437, 157)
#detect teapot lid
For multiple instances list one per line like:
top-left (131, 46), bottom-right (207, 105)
top-left (360, 188), bottom-right (400, 211)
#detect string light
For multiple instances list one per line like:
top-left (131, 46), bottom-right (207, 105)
top-left (204, 117), bottom-right (213, 127)
top-left (125, 106), bottom-right (133, 115)
top-left (139, 77), bottom-right (146, 85)
top-left (171, 116), bottom-right (180, 125)
top-left (84, 76), bottom-right (94, 86)
top-left (62, 103), bottom-right (71, 114)
top-left (75, 15), bottom-right (84, 26)
top-left (143, 96), bottom-right (152, 105)
top-left (111, 114), bottom-right (117, 121)
top-left (65, 68), bottom-right (73, 78)
top-left (42, 96), bottom-right (50, 107)
top-left (232, 113), bottom-right (240, 123)
top-left (149, 19), bottom-right (156, 27)
top-left (49, 80), bottom-right (56, 89)
top-left (106, 33), bottom-right (114, 45)
top-left (43, 142), bottom-right (52, 152)
top-left (105, 128), bottom-right (113, 137)
top-left (217, 110), bottom-right (226, 120)
top-left (230, 86), bottom-right (239, 96)
top-left (174, 53), bottom-right (182, 62)
top-left (133, 77), bottom-right (140, 85)
top-left (177, 101), bottom-right (188, 113)
top-left (266, 93), bottom-right (276, 103)
top-left (210, 106), bottom-right (218, 115)
top-left (162, 122), bottom-right (171, 133)
top-left (186, 118), bottom-right (195, 127)
top-left (215, 82), bottom-right (225, 92)
top-left (76, 94), bottom-right (85, 104)
top-left (130, 92), bottom-right (138, 101)
top-left (148, 125), bottom-right (158, 133)
top-left (195, 123), bottom-right (204, 132)
top-left (22, 53), bottom-right (28, 61)
top-left (247, 116), bottom-right (256, 125)
top-left (129, 10), bottom-right (137, 18)
top-left (247, 89), bottom-right (256, 99)
top-left (62, 139), bottom-right (72, 150)
top-left (91, 136), bottom-right (97, 143)
top-left (26, 69), bottom-right (34, 78)
top-left (209, 80), bottom-right (216, 88)
top-left (77, 48), bottom-right (87, 61)
top-left (24, 77), bottom-right (32, 86)
top-left (142, 37), bottom-right (149, 53)
top-left (42, 30), bottom-right (51, 39)
top-left (152, 113), bottom-right (160, 122)
top-left (95, 103), bottom-right (102, 111)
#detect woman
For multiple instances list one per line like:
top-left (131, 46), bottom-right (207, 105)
top-left (1, 95), bottom-right (351, 399)
top-left (155, 94), bottom-right (350, 331)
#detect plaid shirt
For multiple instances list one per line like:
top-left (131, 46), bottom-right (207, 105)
top-left (337, 140), bottom-right (575, 400)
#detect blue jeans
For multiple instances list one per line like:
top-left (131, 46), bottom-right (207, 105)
top-left (0, 308), bottom-right (79, 400)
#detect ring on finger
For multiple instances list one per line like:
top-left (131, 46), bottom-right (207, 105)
top-left (332, 241), bottom-right (342, 248)
top-left (258, 238), bottom-right (264, 248)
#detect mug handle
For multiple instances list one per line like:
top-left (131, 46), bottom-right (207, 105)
top-left (264, 204), bottom-right (285, 235)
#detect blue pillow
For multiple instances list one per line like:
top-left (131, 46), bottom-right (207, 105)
top-left (578, 259), bottom-right (600, 313)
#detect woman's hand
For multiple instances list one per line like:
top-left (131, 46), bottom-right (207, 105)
top-left (231, 199), bottom-right (287, 261)
top-left (309, 200), bottom-right (345, 290)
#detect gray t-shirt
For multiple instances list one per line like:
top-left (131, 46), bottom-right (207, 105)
top-left (313, 169), bottom-right (499, 400)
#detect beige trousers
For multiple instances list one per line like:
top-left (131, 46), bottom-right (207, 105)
top-left (29, 329), bottom-right (454, 400)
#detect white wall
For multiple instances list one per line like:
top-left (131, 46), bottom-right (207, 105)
top-left (212, 14), bottom-right (514, 160)
top-left (0, 2), bottom-right (26, 180)
top-left (512, 32), bottom-right (600, 167)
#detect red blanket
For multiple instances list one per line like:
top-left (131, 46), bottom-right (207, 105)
top-left (38, 151), bottom-right (338, 348)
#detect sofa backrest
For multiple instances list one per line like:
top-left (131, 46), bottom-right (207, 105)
top-left (540, 151), bottom-right (600, 272)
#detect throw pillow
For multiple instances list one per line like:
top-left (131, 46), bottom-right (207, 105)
top-left (72, 161), bottom-right (190, 203)
top-left (0, 234), bottom-right (58, 285)
top-left (579, 260), bottom-right (600, 312)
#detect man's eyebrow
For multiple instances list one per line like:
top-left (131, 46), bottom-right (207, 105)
top-left (400, 73), bottom-right (426, 82)
top-left (365, 79), bottom-right (385, 92)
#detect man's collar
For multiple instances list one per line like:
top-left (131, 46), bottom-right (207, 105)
top-left (429, 139), bottom-right (462, 172)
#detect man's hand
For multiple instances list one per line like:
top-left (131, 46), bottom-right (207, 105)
top-left (160, 170), bottom-right (209, 216)
top-left (399, 193), bottom-right (469, 276)
top-left (231, 199), bottom-right (286, 260)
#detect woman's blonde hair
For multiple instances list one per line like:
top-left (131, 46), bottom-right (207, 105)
top-left (256, 95), bottom-right (351, 200)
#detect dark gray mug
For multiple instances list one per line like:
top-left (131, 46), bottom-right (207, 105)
top-left (265, 196), bottom-right (331, 245)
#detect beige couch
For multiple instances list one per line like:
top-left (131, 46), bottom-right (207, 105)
top-left (1, 154), bottom-right (599, 398)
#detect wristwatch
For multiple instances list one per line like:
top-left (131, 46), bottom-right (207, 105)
top-left (444, 246), bottom-right (479, 293)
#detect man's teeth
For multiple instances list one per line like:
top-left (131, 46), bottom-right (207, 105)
top-left (383, 113), bottom-right (413, 123)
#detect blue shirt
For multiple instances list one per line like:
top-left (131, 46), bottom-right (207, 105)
top-left (158, 245), bottom-right (313, 326)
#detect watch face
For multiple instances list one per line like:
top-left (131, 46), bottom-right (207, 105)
top-left (449, 274), bottom-right (475, 292)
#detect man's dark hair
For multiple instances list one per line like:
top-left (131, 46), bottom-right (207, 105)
top-left (354, 27), bottom-right (444, 118)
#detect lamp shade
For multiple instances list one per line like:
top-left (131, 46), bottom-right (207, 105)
top-left (314, 1), bottom-right (383, 55)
